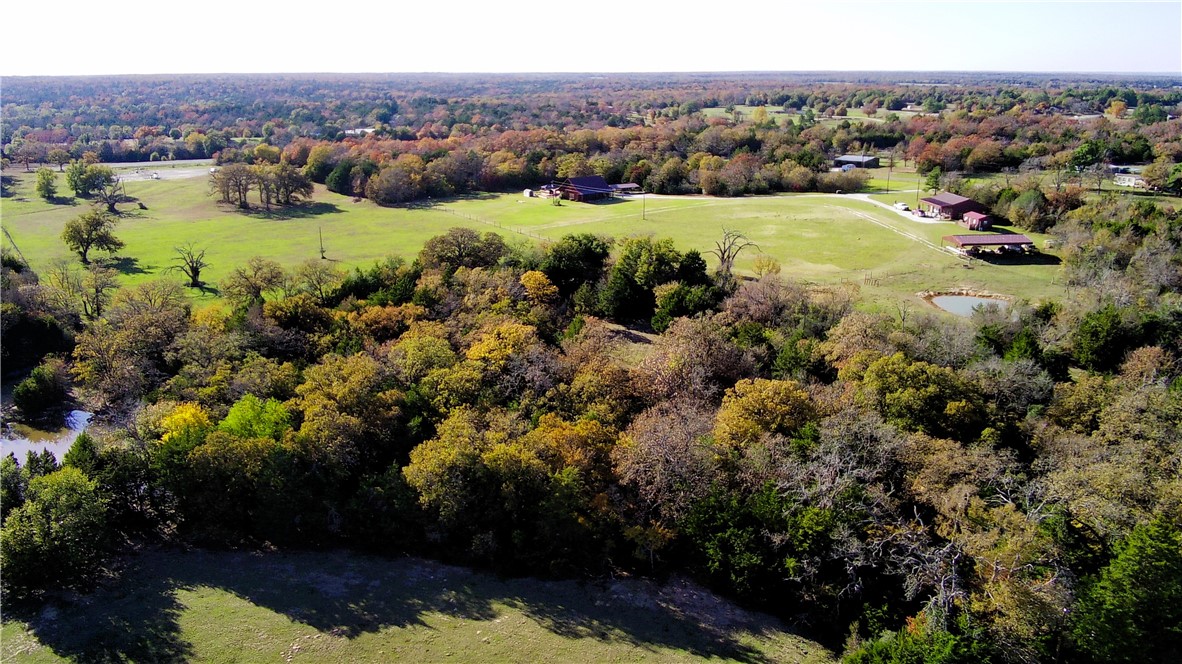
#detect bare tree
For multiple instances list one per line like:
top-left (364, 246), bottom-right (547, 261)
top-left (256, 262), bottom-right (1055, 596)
top-left (708, 228), bottom-right (758, 280)
top-left (1085, 163), bottom-right (1108, 193)
top-left (168, 243), bottom-right (210, 288)
top-left (51, 264), bottom-right (120, 320)
top-left (80, 266), bottom-right (119, 319)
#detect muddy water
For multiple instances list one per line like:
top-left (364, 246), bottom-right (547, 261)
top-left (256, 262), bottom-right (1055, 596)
top-left (930, 294), bottom-right (1008, 317)
top-left (1, 410), bottom-right (93, 463)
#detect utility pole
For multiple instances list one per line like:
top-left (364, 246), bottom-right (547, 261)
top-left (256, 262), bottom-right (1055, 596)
top-left (319, 226), bottom-right (327, 259)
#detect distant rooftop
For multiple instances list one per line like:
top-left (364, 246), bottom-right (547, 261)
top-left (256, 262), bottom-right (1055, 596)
top-left (562, 175), bottom-right (612, 194)
top-left (922, 192), bottom-right (974, 207)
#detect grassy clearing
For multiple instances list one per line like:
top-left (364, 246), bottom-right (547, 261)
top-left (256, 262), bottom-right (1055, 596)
top-left (1, 169), bottom-right (1067, 311)
top-left (443, 192), bottom-right (1066, 308)
top-left (699, 106), bottom-right (923, 127)
top-left (0, 549), bottom-right (834, 664)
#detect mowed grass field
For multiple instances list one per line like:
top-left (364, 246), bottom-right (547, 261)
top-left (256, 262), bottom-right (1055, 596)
top-left (0, 549), bottom-right (834, 664)
top-left (700, 106), bottom-right (926, 126)
top-left (1, 168), bottom-right (1066, 310)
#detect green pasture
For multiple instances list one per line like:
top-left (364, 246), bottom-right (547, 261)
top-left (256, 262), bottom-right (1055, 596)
top-left (0, 549), bottom-right (832, 663)
top-left (700, 105), bottom-right (796, 123)
top-left (700, 106), bottom-right (923, 126)
top-left (1, 169), bottom-right (1067, 310)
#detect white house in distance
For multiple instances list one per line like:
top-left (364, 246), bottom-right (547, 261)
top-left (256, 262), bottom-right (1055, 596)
top-left (1114, 174), bottom-right (1147, 188)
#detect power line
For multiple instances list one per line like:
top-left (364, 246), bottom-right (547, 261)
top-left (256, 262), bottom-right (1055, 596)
top-left (1, 226), bottom-right (31, 267)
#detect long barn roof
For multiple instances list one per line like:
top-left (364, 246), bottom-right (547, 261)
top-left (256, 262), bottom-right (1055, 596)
top-left (943, 234), bottom-right (1034, 247)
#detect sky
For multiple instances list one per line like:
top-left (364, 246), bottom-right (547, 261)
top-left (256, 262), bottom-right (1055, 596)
top-left (2, 1), bottom-right (1179, 76)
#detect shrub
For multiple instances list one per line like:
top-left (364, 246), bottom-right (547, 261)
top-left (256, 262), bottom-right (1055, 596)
top-left (12, 358), bottom-right (70, 418)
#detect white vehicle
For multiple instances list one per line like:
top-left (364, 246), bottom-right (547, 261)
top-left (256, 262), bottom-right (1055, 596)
top-left (894, 202), bottom-right (910, 211)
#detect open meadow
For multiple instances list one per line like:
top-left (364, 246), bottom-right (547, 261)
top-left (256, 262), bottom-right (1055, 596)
top-left (1, 168), bottom-right (1066, 312)
top-left (699, 106), bottom-right (925, 126)
top-left (0, 549), bottom-right (833, 664)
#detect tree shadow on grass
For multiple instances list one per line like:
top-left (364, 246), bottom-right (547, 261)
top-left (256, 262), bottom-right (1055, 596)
top-left (113, 206), bottom-right (150, 220)
top-left (404, 192), bottom-right (501, 211)
top-left (11, 549), bottom-right (797, 663)
top-left (101, 256), bottom-right (151, 275)
top-left (241, 202), bottom-right (344, 220)
top-left (499, 576), bottom-right (778, 662)
top-left (193, 283), bottom-right (221, 297)
top-left (47, 196), bottom-right (79, 206)
top-left (6, 557), bottom-right (194, 663)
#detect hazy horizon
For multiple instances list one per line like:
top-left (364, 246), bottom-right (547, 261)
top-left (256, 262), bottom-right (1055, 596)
top-left (3, 69), bottom-right (1180, 78)
top-left (3, 1), bottom-right (1178, 78)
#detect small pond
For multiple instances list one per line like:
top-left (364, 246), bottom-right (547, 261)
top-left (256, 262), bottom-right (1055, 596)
top-left (930, 295), bottom-right (1009, 317)
top-left (2, 410), bottom-right (93, 464)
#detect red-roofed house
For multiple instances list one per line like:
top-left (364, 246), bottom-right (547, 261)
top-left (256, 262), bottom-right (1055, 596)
top-left (919, 192), bottom-right (987, 221)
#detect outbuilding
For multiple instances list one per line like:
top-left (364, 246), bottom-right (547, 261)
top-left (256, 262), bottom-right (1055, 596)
top-left (834, 155), bottom-right (880, 169)
top-left (960, 211), bottom-right (992, 230)
top-left (942, 233), bottom-right (1035, 254)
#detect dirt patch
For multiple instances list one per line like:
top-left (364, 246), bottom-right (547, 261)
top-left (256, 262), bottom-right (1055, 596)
top-left (918, 287), bottom-right (1009, 301)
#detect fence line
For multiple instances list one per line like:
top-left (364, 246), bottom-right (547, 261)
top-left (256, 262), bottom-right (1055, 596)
top-left (438, 207), bottom-right (546, 241)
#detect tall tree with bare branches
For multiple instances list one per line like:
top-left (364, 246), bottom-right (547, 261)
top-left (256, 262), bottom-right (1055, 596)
top-left (708, 228), bottom-right (758, 281)
top-left (168, 243), bottom-right (210, 288)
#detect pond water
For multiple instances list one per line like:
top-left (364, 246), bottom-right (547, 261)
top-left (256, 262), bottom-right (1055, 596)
top-left (930, 295), bottom-right (1008, 317)
top-left (1, 410), bottom-right (93, 463)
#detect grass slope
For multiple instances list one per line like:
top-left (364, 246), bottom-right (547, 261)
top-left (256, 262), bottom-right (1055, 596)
top-left (1, 549), bottom-right (834, 663)
top-left (1, 168), bottom-right (1065, 311)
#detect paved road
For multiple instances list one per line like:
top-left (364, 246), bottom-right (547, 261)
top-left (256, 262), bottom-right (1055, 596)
top-left (108, 158), bottom-right (213, 170)
top-left (631, 190), bottom-right (944, 225)
top-left (118, 167), bottom-right (211, 182)
top-left (847, 191), bottom-right (944, 224)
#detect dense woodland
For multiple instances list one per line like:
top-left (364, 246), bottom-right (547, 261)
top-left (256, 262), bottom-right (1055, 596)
top-left (2, 73), bottom-right (1182, 663)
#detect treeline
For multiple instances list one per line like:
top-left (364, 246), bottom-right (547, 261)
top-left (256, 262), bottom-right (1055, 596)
top-left (3, 196), bottom-right (1181, 662)
top-left (5, 73), bottom-right (1181, 148)
top-left (203, 106), bottom-right (1182, 208)
top-left (4, 74), bottom-right (1181, 170)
